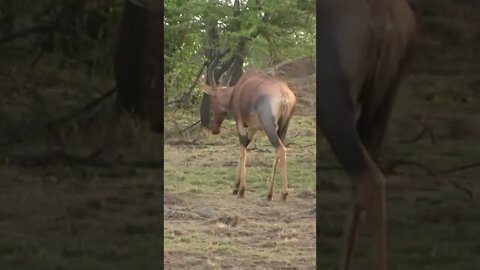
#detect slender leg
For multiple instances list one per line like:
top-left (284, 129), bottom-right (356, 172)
top-left (233, 149), bottom-right (242, 195)
top-left (237, 145), bottom-right (248, 198)
top-left (365, 167), bottom-right (387, 270)
top-left (340, 156), bottom-right (386, 270)
top-left (234, 123), bottom-right (253, 196)
top-left (352, 154), bottom-right (387, 270)
top-left (267, 157), bottom-right (279, 200)
top-left (277, 116), bottom-right (292, 201)
top-left (233, 170), bottom-right (240, 195)
top-left (278, 144), bottom-right (288, 200)
top-left (340, 202), bottom-right (363, 270)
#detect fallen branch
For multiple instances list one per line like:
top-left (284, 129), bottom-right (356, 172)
top-left (178, 120), bottom-right (201, 133)
top-left (47, 88), bottom-right (116, 129)
top-left (0, 88), bottom-right (116, 146)
top-left (434, 162), bottom-right (480, 176)
top-left (452, 181), bottom-right (474, 200)
top-left (388, 159), bottom-right (434, 176)
top-left (387, 160), bottom-right (480, 177)
top-left (2, 150), bottom-right (162, 170)
top-left (286, 142), bottom-right (316, 148)
top-left (316, 158), bottom-right (480, 177)
top-left (400, 125), bottom-right (436, 144)
top-left (0, 24), bottom-right (51, 46)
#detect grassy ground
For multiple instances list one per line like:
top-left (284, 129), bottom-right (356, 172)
top-left (164, 111), bottom-right (316, 269)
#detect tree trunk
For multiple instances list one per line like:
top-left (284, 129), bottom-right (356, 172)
top-left (0, 0), bottom-right (14, 38)
top-left (146, 3), bottom-right (163, 133)
top-left (199, 94), bottom-right (211, 128)
top-left (114, 0), bottom-right (150, 118)
top-left (114, 0), bottom-right (162, 133)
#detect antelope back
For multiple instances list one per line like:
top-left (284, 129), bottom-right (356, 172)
top-left (231, 72), bottom-right (296, 128)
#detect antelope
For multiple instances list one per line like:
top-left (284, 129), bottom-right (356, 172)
top-left (199, 70), bottom-right (296, 200)
top-left (317, 0), bottom-right (416, 270)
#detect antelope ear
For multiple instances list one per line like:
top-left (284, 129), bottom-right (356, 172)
top-left (198, 83), bottom-right (216, 96)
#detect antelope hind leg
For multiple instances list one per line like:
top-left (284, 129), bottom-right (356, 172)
top-left (278, 144), bottom-right (288, 200)
top-left (340, 192), bottom-right (364, 270)
top-left (267, 156), bottom-right (279, 200)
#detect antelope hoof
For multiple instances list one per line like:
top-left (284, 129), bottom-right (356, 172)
top-left (237, 189), bottom-right (245, 198)
top-left (266, 194), bottom-right (273, 201)
top-left (281, 192), bottom-right (288, 201)
top-left (232, 189), bottom-right (238, 195)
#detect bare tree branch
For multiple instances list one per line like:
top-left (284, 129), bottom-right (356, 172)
top-left (165, 62), bottom-right (206, 106)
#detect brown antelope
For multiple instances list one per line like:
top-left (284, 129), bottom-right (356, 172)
top-left (317, 0), bottom-right (416, 270)
top-left (199, 70), bottom-right (296, 200)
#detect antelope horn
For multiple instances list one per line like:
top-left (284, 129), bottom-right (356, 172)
top-left (208, 52), bottom-right (220, 88)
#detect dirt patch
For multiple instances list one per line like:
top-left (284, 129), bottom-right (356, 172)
top-left (164, 192), bottom-right (316, 270)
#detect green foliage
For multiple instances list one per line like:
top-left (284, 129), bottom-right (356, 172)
top-left (164, 0), bottom-right (316, 108)
top-left (2, 0), bottom-right (123, 76)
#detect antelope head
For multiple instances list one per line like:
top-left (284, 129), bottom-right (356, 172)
top-left (199, 82), bottom-right (233, 134)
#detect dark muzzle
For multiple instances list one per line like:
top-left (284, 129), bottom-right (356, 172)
top-left (211, 123), bottom-right (221, 134)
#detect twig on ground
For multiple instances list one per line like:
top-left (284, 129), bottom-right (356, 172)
top-left (400, 125), bottom-right (436, 145)
top-left (316, 158), bottom-right (480, 177)
top-left (290, 132), bottom-right (300, 138)
top-left (2, 150), bottom-right (162, 170)
top-left (178, 120), bottom-right (201, 134)
top-left (389, 160), bottom-right (434, 176)
top-left (47, 88), bottom-right (116, 129)
top-left (452, 181), bottom-right (474, 200)
top-left (286, 142), bottom-right (316, 148)
top-left (388, 160), bottom-right (480, 177)
top-left (434, 162), bottom-right (480, 176)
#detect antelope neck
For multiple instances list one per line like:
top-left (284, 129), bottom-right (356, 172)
top-left (225, 86), bottom-right (236, 113)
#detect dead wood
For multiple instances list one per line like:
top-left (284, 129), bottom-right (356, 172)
top-left (2, 149), bottom-right (162, 170)
top-left (46, 88), bottom-right (116, 129)
top-left (400, 124), bottom-right (436, 144)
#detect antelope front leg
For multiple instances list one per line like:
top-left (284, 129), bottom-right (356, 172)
top-left (237, 145), bottom-right (248, 198)
top-left (232, 173), bottom-right (241, 195)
